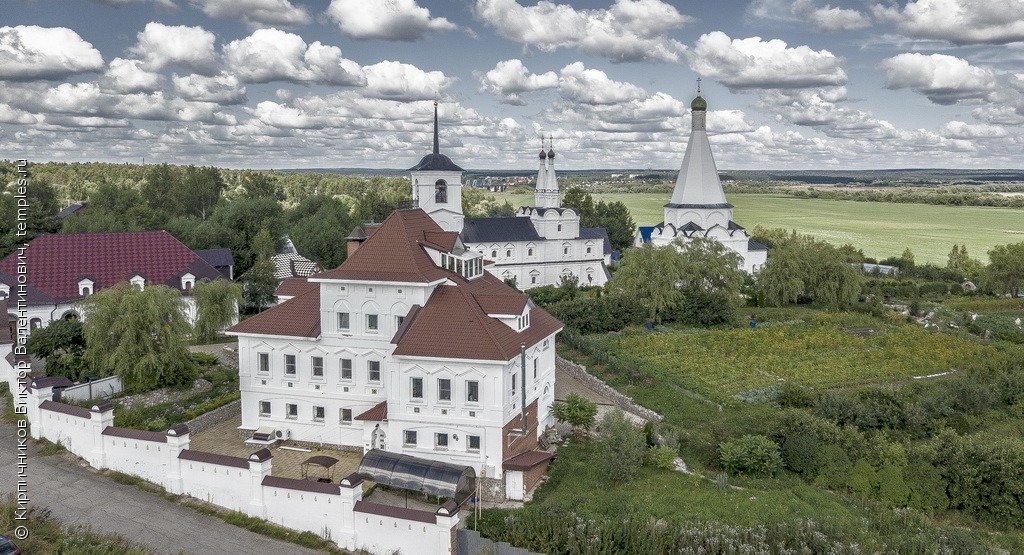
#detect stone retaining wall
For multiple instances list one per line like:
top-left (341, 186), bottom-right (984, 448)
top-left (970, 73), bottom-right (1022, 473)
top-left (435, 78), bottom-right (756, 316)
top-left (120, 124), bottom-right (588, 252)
top-left (556, 356), bottom-right (663, 423)
top-left (184, 399), bottom-right (240, 435)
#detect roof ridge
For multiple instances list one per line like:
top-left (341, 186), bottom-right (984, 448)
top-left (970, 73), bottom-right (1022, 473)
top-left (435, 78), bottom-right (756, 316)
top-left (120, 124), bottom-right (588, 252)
top-left (458, 286), bottom-right (513, 359)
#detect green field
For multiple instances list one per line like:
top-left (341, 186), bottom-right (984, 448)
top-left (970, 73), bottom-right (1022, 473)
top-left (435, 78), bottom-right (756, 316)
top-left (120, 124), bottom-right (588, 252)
top-left (493, 191), bottom-right (1024, 263)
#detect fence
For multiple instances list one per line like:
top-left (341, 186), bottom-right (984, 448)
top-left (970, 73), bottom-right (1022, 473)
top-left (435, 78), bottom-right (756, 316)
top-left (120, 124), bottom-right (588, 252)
top-left (7, 359), bottom-right (460, 555)
top-left (59, 375), bottom-right (122, 402)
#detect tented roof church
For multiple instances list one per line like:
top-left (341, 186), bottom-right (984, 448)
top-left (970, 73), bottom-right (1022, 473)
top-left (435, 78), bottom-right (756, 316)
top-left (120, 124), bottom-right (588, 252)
top-left (636, 86), bottom-right (768, 273)
top-left (349, 102), bottom-right (612, 289)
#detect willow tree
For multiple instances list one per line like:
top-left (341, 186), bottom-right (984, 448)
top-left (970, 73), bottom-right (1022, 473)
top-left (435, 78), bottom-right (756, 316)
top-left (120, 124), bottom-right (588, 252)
top-left (986, 242), bottom-right (1024, 297)
top-left (192, 279), bottom-right (242, 343)
top-left (757, 233), bottom-right (861, 310)
top-left (78, 282), bottom-right (195, 392)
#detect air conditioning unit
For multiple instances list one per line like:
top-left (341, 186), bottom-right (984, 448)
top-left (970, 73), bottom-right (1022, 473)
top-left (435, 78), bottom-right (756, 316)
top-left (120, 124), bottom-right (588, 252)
top-left (275, 429), bottom-right (291, 441)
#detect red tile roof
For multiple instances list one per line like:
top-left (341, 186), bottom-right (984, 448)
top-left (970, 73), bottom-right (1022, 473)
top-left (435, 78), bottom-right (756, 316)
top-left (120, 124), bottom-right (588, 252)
top-left (315, 210), bottom-right (450, 283)
top-left (0, 231), bottom-right (222, 305)
top-left (274, 276), bottom-right (316, 298)
top-left (355, 400), bottom-right (388, 421)
top-left (227, 287), bottom-right (321, 338)
top-left (474, 294), bottom-right (528, 316)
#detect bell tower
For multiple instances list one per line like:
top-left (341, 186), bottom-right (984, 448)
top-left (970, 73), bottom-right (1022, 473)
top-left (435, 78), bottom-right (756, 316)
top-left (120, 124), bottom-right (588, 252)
top-left (410, 101), bottom-right (465, 233)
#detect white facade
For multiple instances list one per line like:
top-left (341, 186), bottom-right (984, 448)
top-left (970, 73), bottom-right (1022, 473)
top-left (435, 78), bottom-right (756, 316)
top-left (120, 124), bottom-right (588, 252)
top-left (643, 91), bottom-right (768, 273)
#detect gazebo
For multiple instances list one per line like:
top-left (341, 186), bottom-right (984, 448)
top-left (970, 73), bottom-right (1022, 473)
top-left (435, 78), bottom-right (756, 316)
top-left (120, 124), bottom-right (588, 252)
top-left (301, 455), bottom-right (339, 483)
top-left (357, 449), bottom-right (476, 506)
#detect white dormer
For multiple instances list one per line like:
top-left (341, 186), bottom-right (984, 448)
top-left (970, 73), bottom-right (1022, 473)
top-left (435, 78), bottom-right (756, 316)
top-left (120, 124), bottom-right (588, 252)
top-left (130, 275), bottom-right (145, 290)
top-left (0, 283), bottom-right (8, 299)
top-left (78, 278), bottom-right (94, 297)
top-left (181, 272), bottom-right (195, 291)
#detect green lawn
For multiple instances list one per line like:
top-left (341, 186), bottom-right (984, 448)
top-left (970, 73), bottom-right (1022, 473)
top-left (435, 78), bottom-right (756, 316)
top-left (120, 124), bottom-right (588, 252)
top-left (492, 191), bottom-right (1024, 264)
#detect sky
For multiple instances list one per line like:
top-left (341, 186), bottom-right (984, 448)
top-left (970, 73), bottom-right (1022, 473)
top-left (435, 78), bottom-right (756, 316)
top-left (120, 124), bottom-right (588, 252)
top-left (1, 0), bottom-right (1023, 170)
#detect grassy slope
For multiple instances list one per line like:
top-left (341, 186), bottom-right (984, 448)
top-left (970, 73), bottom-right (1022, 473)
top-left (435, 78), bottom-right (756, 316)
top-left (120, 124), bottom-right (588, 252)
top-left (492, 191), bottom-right (1024, 264)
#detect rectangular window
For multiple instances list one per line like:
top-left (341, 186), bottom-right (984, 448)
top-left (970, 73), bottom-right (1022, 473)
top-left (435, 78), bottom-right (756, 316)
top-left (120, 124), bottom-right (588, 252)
top-left (368, 360), bottom-right (381, 382)
top-left (438, 378), bottom-right (451, 401)
top-left (366, 314), bottom-right (378, 332)
top-left (284, 354), bottom-right (296, 375)
top-left (312, 356), bottom-right (324, 378)
top-left (396, 315), bottom-right (405, 328)
top-left (468, 435), bottom-right (481, 451)
top-left (313, 406), bottom-right (325, 421)
top-left (286, 403), bottom-right (297, 419)
top-left (340, 358), bottom-right (352, 380)
top-left (435, 433), bottom-right (448, 449)
top-left (511, 373), bottom-right (516, 393)
top-left (466, 380), bottom-right (479, 403)
top-left (337, 312), bottom-right (350, 330)
top-left (258, 353), bottom-right (269, 374)
top-left (411, 377), bottom-right (423, 399)
top-left (340, 408), bottom-right (352, 423)
top-left (534, 358), bottom-right (538, 379)
top-left (259, 401), bottom-right (271, 416)
top-left (404, 430), bottom-right (417, 447)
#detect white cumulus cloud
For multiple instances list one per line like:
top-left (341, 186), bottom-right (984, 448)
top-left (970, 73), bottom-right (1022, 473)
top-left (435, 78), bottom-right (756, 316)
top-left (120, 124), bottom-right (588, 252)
top-left (362, 60), bottom-right (453, 101)
top-left (190, 0), bottom-right (310, 27)
top-left (557, 62), bottom-right (648, 105)
top-left (881, 53), bottom-right (998, 104)
top-left (173, 73), bottom-right (246, 104)
top-left (100, 58), bottom-right (163, 93)
top-left (689, 32), bottom-right (847, 90)
top-left (478, 59), bottom-right (558, 105)
top-left (872, 0), bottom-right (1024, 45)
top-left (0, 26), bottom-right (104, 80)
top-left (129, 22), bottom-right (218, 74)
top-left (223, 29), bottom-right (364, 86)
top-left (939, 120), bottom-right (1008, 139)
top-left (474, 0), bottom-right (691, 63)
top-left (327, 0), bottom-right (456, 41)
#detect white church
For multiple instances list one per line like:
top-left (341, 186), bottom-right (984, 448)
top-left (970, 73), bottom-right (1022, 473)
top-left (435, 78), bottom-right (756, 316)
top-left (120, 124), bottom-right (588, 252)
top-left (401, 104), bottom-right (611, 289)
top-left (636, 88), bottom-right (768, 273)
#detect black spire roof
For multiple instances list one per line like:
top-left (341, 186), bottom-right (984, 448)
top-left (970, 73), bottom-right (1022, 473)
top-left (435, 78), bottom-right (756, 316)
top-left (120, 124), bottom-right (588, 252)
top-left (409, 101), bottom-right (464, 172)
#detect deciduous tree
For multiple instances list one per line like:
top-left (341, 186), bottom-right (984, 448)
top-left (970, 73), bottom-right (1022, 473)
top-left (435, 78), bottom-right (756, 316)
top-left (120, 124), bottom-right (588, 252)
top-left (551, 393), bottom-right (597, 437)
top-left (78, 283), bottom-right (195, 392)
top-left (985, 242), bottom-right (1024, 297)
top-left (192, 279), bottom-right (242, 343)
top-left (25, 319), bottom-right (87, 381)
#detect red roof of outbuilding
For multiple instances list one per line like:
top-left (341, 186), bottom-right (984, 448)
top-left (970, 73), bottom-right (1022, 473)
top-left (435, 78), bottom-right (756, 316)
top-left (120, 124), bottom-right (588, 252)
top-left (0, 231), bottom-right (221, 305)
top-left (274, 276), bottom-right (316, 298)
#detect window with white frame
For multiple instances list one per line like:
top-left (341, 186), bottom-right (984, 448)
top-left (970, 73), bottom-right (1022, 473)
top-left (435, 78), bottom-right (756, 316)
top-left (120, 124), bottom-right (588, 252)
top-left (366, 314), bottom-right (378, 332)
top-left (511, 372), bottom-right (516, 394)
top-left (466, 380), bottom-right (479, 403)
top-left (284, 354), bottom-right (296, 375)
top-left (340, 408), bottom-right (352, 423)
top-left (435, 433), bottom-right (448, 449)
top-left (180, 273), bottom-right (195, 291)
top-left (438, 378), bottom-right (451, 402)
top-left (337, 312), bottom-right (350, 331)
top-left (258, 353), bottom-right (270, 374)
top-left (411, 377), bottom-right (423, 399)
top-left (340, 358), bottom-right (352, 380)
top-left (78, 279), bottom-right (94, 297)
top-left (312, 356), bottom-right (324, 378)
top-left (286, 403), bottom-right (298, 419)
top-left (468, 435), bottom-right (481, 451)
top-left (368, 360), bottom-right (381, 382)
top-left (396, 315), bottom-right (405, 328)
top-left (534, 358), bottom-right (538, 379)
top-left (404, 430), bottom-right (417, 446)
top-left (313, 406), bottom-right (325, 421)
top-left (130, 275), bottom-right (145, 290)
top-left (259, 401), bottom-right (271, 416)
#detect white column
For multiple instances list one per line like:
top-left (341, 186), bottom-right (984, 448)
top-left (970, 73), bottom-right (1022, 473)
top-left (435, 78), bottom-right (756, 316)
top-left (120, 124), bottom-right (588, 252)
top-left (88, 400), bottom-right (114, 468)
top-left (25, 385), bottom-right (51, 439)
top-left (165, 424), bottom-right (191, 494)
top-left (247, 448), bottom-right (273, 518)
top-left (338, 473), bottom-right (364, 550)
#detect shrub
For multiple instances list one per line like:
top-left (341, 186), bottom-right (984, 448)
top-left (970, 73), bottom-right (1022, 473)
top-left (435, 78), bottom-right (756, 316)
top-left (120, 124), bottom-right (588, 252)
top-left (776, 382), bottom-right (818, 409)
top-left (644, 445), bottom-right (678, 470)
top-left (814, 445), bottom-right (854, 490)
top-left (781, 433), bottom-right (821, 475)
top-left (718, 434), bottom-right (782, 476)
top-left (551, 393), bottom-right (597, 436)
top-left (848, 458), bottom-right (878, 497)
top-left (595, 410), bottom-right (646, 481)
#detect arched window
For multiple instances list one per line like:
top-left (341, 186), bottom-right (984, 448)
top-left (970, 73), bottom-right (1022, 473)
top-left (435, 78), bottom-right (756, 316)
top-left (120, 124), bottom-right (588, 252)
top-left (435, 180), bottom-right (447, 203)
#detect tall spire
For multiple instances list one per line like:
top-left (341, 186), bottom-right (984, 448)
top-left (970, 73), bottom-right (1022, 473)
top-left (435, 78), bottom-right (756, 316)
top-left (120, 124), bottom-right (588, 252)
top-left (432, 100), bottom-right (439, 155)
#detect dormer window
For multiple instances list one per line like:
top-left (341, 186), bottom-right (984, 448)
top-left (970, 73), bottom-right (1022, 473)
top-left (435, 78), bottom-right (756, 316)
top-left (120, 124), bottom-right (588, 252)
top-left (435, 180), bottom-right (447, 203)
top-left (129, 275), bottom-right (145, 290)
top-left (78, 279), bottom-right (94, 297)
top-left (439, 252), bottom-right (483, 279)
top-left (0, 284), bottom-right (8, 299)
top-left (180, 273), bottom-right (195, 291)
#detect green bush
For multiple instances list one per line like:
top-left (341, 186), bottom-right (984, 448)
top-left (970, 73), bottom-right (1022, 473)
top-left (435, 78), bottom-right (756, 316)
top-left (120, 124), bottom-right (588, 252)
top-left (596, 410), bottom-right (646, 481)
top-left (644, 445), bottom-right (678, 470)
top-left (718, 434), bottom-right (782, 476)
top-left (781, 433), bottom-right (821, 475)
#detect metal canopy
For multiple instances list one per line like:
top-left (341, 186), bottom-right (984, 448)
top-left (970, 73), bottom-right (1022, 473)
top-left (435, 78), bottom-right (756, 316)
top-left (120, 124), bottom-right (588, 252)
top-left (358, 449), bottom-right (476, 505)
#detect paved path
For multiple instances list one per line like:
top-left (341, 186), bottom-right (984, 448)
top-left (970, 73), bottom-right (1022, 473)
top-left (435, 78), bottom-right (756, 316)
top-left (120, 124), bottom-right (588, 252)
top-left (0, 423), bottom-right (329, 555)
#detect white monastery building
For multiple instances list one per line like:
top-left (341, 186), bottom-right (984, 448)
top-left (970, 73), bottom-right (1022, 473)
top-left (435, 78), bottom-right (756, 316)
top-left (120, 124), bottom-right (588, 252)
top-left (374, 103), bottom-right (612, 289)
top-left (227, 208), bottom-right (562, 498)
top-left (636, 88), bottom-right (768, 273)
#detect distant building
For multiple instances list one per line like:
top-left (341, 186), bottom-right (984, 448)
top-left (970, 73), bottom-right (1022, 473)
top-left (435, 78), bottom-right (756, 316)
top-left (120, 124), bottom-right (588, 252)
top-left (57, 203), bottom-right (86, 219)
top-left (635, 87), bottom-right (767, 273)
top-left (0, 231), bottom-right (228, 328)
top-left (195, 248), bottom-right (235, 280)
top-left (271, 236), bottom-right (323, 280)
top-left (347, 103), bottom-right (611, 289)
top-left (858, 263), bottom-right (899, 276)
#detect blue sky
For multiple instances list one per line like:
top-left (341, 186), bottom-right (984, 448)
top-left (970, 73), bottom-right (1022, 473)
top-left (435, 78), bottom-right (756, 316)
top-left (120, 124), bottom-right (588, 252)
top-left (1, 0), bottom-right (1023, 169)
